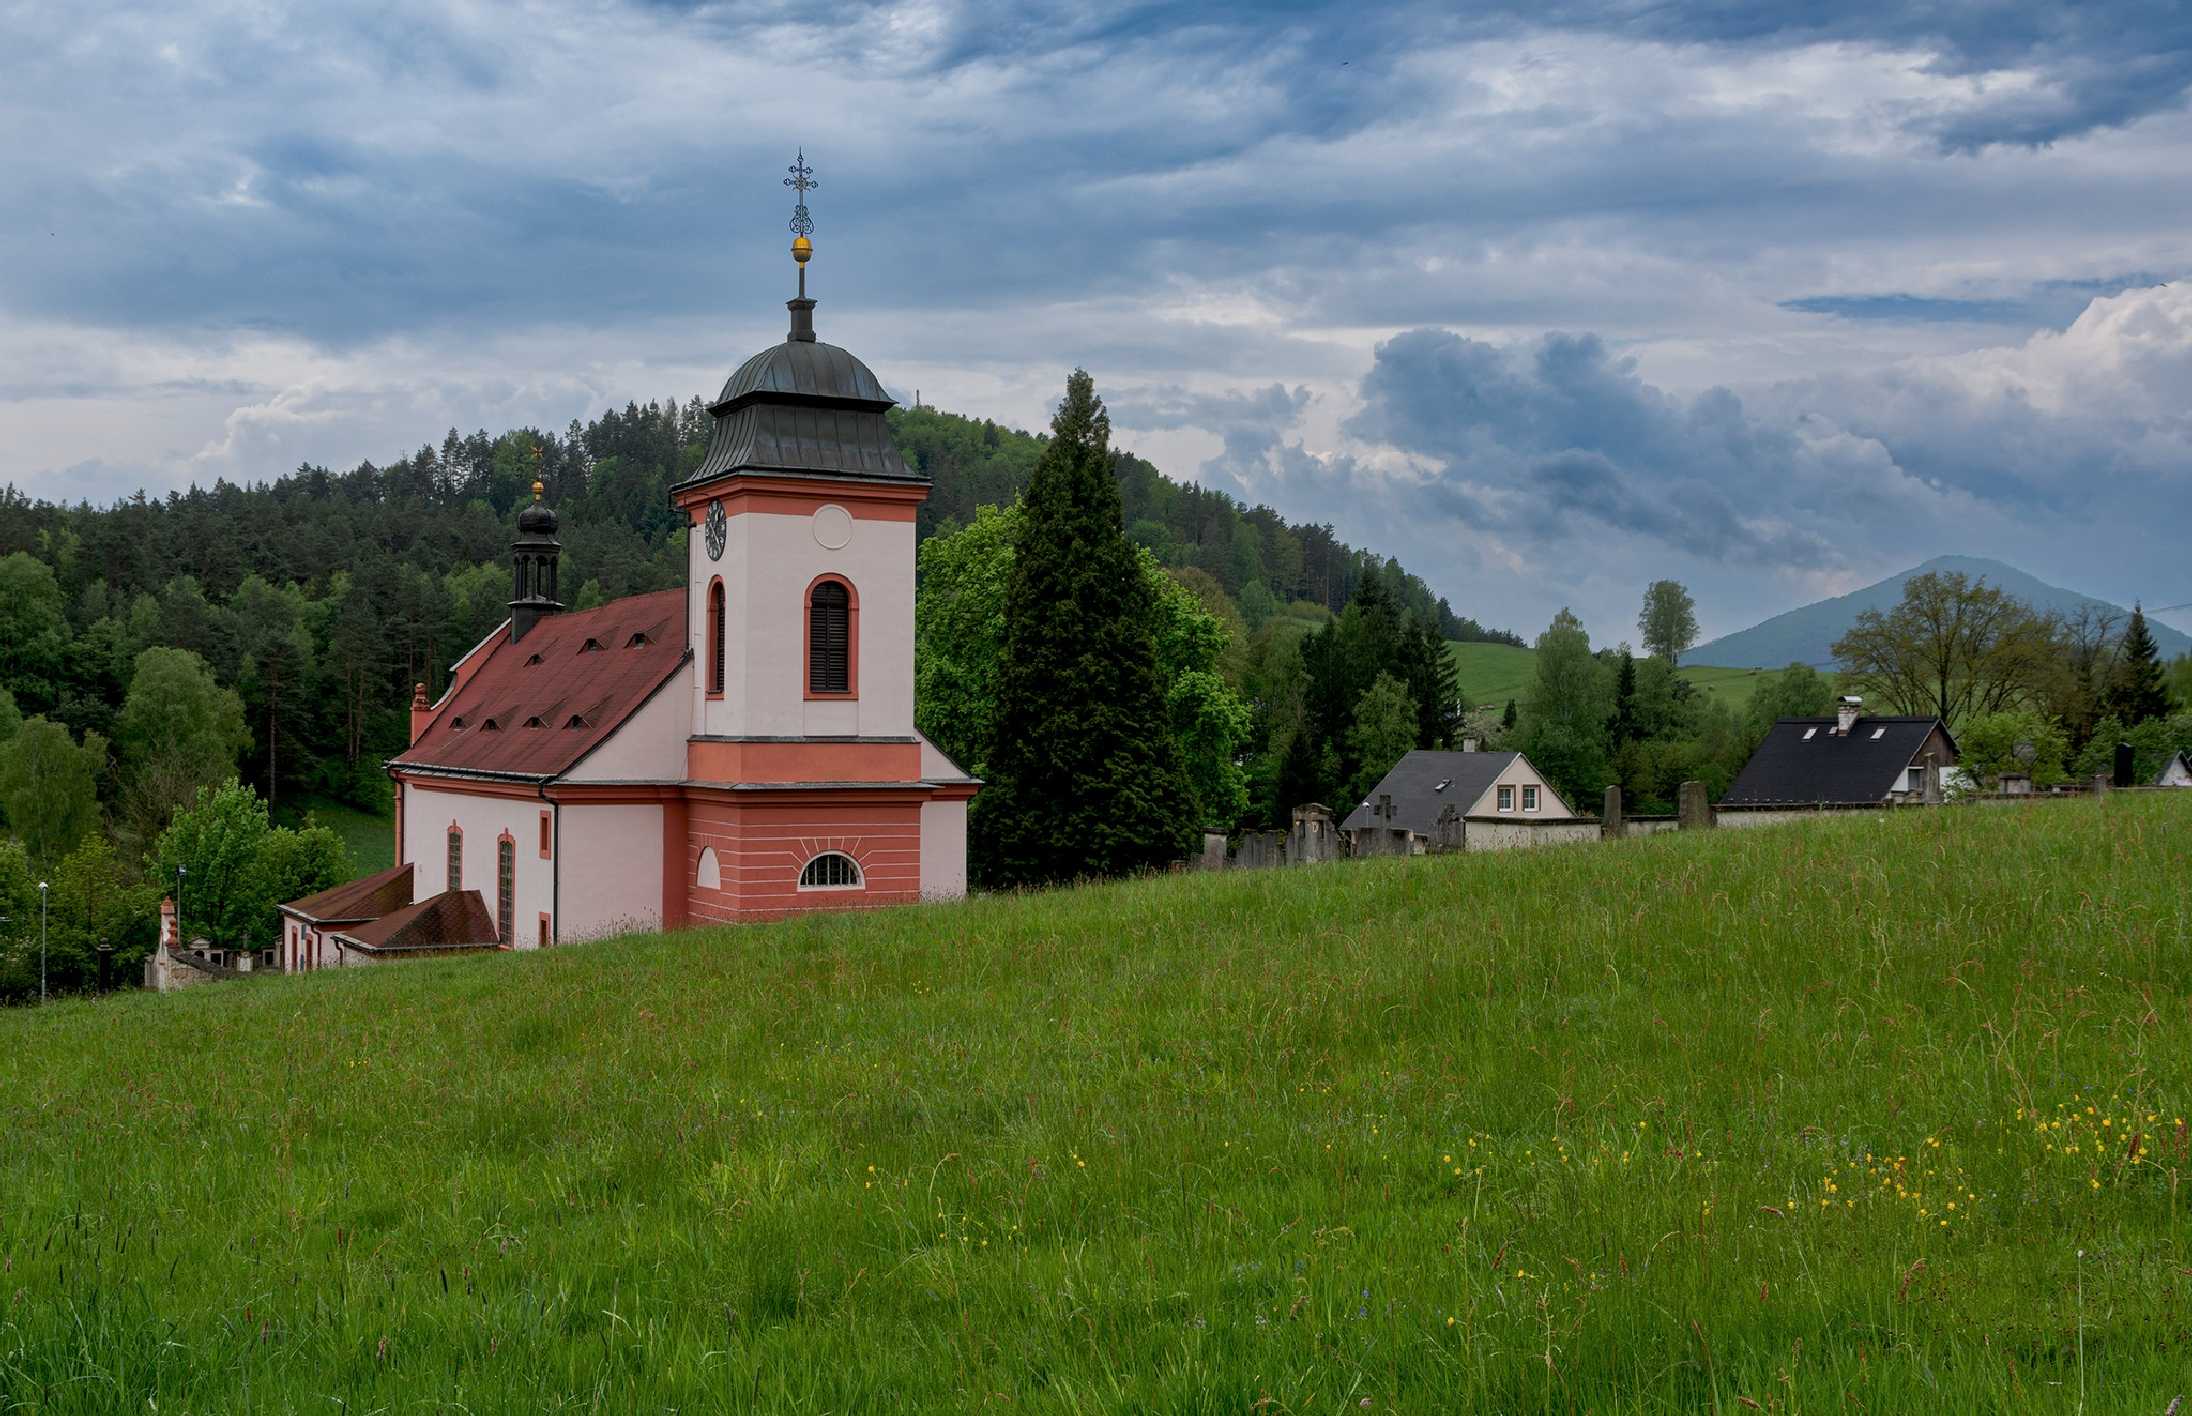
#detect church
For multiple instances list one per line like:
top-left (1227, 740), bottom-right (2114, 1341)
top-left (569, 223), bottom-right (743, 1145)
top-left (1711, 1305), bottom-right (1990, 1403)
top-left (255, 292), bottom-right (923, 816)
top-left (277, 163), bottom-right (976, 970)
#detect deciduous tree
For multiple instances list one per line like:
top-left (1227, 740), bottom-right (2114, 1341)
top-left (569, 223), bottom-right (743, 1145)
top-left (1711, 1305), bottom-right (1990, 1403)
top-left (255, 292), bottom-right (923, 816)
top-left (1520, 608), bottom-right (1613, 806)
top-left (1638, 580), bottom-right (1699, 663)
top-left (1830, 571), bottom-right (2054, 724)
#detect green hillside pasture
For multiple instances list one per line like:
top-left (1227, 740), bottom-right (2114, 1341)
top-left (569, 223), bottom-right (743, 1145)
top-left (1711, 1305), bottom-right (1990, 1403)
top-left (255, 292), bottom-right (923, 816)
top-left (274, 792), bottom-right (396, 874)
top-left (1451, 640), bottom-right (1793, 715)
top-left (5, 797), bottom-right (2191, 1411)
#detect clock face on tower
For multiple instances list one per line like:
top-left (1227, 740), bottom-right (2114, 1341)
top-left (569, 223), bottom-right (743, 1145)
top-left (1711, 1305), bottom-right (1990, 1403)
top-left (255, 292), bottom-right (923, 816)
top-left (703, 499), bottom-right (727, 561)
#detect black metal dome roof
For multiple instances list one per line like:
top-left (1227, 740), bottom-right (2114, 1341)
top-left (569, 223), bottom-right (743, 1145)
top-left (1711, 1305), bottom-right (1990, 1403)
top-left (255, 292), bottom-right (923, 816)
top-left (675, 300), bottom-right (925, 492)
top-left (714, 339), bottom-right (891, 412)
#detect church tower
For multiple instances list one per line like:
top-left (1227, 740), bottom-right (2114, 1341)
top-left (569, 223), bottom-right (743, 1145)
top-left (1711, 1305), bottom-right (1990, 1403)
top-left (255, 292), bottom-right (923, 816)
top-left (669, 151), bottom-right (972, 920)
top-left (509, 479), bottom-right (562, 642)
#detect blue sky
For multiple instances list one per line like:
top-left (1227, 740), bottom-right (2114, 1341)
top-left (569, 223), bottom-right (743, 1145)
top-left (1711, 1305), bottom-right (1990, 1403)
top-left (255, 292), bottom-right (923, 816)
top-left (4, 0), bottom-right (2191, 646)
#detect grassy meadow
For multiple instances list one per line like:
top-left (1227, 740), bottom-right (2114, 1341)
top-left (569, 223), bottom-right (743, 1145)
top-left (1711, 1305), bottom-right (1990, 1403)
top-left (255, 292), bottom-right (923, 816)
top-left (4, 795), bottom-right (2191, 1411)
top-left (1450, 641), bottom-right (1793, 715)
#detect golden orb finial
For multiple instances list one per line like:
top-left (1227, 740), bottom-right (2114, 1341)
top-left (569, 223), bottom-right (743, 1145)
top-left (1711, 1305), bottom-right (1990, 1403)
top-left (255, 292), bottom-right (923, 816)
top-left (792, 234), bottom-right (813, 265)
top-left (531, 479), bottom-right (544, 499)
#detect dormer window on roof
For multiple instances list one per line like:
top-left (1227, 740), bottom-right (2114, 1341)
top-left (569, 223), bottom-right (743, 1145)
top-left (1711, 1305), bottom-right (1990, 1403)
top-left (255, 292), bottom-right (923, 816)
top-left (524, 716), bottom-right (545, 729)
top-left (525, 652), bottom-right (544, 666)
top-left (580, 638), bottom-right (605, 654)
top-left (1871, 727), bottom-right (1887, 739)
top-left (481, 718), bottom-right (500, 732)
top-left (626, 631), bottom-right (652, 648)
top-left (1802, 727), bottom-right (1818, 740)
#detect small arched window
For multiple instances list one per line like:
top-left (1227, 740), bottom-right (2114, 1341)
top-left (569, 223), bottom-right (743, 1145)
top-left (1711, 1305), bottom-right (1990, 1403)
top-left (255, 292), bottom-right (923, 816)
top-left (798, 852), bottom-right (862, 890)
top-left (707, 579), bottom-right (725, 697)
top-left (807, 578), bottom-right (852, 696)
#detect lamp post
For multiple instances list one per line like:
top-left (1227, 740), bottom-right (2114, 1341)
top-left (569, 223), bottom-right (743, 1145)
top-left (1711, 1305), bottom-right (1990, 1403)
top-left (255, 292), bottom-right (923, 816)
top-left (38, 880), bottom-right (49, 1004)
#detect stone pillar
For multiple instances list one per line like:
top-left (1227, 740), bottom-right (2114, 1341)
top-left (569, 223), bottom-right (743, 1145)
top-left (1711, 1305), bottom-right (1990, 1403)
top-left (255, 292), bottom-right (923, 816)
top-left (1198, 831), bottom-right (1228, 871)
top-left (2113, 741), bottom-right (2135, 789)
top-left (1922, 753), bottom-right (1943, 806)
top-left (1291, 805), bottom-right (1336, 864)
top-left (2094, 772), bottom-right (2111, 800)
top-left (1678, 780), bottom-right (1715, 830)
top-left (1602, 785), bottom-right (1624, 840)
top-left (96, 943), bottom-right (112, 993)
top-left (1432, 805), bottom-right (1463, 853)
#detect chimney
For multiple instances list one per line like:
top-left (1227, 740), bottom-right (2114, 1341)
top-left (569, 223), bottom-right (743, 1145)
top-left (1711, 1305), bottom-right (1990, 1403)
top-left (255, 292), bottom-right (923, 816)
top-left (410, 682), bottom-right (433, 744)
top-left (510, 480), bottom-right (563, 642)
top-left (1834, 695), bottom-right (1862, 736)
top-left (1461, 737), bottom-right (1478, 753)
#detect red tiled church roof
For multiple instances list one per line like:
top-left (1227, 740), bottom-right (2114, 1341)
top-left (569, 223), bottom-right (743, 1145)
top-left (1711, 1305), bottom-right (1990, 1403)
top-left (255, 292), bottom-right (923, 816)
top-left (340, 888), bottom-right (499, 952)
top-left (393, 588), bottom-right (689, 780)
top-left (282, 862), bottom-right (413, 923)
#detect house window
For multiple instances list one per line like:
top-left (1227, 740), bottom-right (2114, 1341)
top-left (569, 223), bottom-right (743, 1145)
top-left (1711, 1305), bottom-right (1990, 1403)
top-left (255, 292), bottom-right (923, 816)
top-left (539, 913), bottom-right (551, 950)
top-left (539, 810), bottom-right (552, 859)
top-left (447, 825), bottom-right (463, 891)
top-left (1802, 727), bottom-right (1818, 740)
top-left (707, 579), bottom-right (725, 697)
top-left (497, 836), bottom-right (515, 942)
top-left (798, 851), bottom-right (862, 890)
top-left (807, 578), bottom-right (853, 696)
top-left (1497, 785), bottom-right (1515, 813)
top-left (1522, 785), bottom-right (1539, 812)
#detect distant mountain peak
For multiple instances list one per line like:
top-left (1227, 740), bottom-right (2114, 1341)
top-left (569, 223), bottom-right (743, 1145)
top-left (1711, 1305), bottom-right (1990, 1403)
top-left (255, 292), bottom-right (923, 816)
top-left (1689, 557), bottom-right (2191, 669)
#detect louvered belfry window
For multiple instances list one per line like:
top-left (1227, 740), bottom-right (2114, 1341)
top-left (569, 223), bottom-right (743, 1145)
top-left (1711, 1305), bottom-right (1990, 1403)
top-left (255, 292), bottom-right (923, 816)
top-left (708, 581), bottom-right (726, 695)
top-left (497, 837), bottom-right (515, 944)
top-left (809, 580), bottom-right (850, 694)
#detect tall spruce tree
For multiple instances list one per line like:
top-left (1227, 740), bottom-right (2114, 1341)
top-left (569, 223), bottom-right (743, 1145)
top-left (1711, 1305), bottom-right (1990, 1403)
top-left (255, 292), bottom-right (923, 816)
top-left (2108, 604), bottom-right (2170, 725)
top-left (971, 371), bottom-right (1193, 887)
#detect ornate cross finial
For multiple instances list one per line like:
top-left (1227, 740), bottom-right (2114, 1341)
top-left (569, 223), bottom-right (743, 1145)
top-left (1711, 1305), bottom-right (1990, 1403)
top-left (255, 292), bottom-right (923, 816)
top-left (785, 149), bottom-right (817, 237)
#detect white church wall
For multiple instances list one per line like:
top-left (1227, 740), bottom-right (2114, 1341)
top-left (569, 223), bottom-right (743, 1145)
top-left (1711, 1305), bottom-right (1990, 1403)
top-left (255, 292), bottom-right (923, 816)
top-left (686, 499), bottom-right (916, 742)
top-left (919, 800), bottom-right (968, 899)
top-left (563, 679), bottom-right (690, 782)
top-left (400, 781), bottom-right (555, 948)
top-left (557, 803), bottom-right (665, 940)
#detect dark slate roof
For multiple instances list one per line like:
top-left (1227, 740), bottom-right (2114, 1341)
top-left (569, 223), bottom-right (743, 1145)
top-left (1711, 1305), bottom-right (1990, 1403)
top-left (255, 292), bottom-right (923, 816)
top-left (672, 328), bottom-right (924, 492)
top-left (1721, 716), bottom-right (1953, 806)
top-left (2158, 751), bottom-right (2192, 786)
top-left (282, 862), bottom-right (413, 924)
top-left (339, 889), bottom-right (499, 952)
top-left (391, 589), bottom-right (688, 780)
top-left (1341, 751), bottom-right (1522, 834)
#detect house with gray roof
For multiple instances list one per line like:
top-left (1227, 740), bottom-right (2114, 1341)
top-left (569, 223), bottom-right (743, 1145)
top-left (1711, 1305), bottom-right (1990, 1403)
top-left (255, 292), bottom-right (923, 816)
top-left (1342, 748), bottom-right (1580, 853)
top-left (1721, 697), bottom-right (1956, 810)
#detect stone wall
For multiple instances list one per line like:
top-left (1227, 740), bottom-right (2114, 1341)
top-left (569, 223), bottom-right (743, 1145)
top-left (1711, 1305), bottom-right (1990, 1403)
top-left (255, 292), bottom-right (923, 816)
top-left (1463, 817), bottom-right (1602, 852)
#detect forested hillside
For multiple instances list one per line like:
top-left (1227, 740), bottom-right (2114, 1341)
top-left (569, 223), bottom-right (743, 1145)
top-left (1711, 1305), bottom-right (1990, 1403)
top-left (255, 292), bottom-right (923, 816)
top-left (0, 399), bottom-right (1513, 820)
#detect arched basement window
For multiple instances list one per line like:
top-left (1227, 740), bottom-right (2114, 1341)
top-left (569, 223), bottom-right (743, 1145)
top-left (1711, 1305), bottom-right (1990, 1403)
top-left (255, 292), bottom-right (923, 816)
top-left (707, 578), bottom-right (726, 697)
top-left (798, 852), bottom-right (862, 890)
top-left (807, 579), bottom-right (851, 695)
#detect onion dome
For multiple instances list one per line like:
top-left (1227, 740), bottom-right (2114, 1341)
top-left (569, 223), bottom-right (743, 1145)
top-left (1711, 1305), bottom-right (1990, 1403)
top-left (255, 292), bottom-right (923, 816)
top-left (517, 480), bottom-right (558, 535)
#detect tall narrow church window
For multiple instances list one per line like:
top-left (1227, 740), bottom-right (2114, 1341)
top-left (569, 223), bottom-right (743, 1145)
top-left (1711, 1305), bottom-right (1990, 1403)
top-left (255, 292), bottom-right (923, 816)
top-left (808, 578), bottom-right (851, 695)
top-left (707, 579), bottom-right (726, 696)
top-left (447, 826), bottom-right (463, 891)
top-left (497, 837), bottom-right (515, 943)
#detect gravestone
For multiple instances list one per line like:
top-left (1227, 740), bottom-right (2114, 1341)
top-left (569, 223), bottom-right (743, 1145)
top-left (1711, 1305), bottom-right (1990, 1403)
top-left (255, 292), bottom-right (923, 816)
top-left (1602, 785), bottom-right (1624, 840)
top-left (1678, 780), bottom-right (1715, 830)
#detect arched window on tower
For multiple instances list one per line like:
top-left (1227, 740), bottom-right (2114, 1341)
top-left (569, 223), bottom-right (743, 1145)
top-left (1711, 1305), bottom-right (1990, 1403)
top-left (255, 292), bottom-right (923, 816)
top-left (446, 824), bottom-right (463, 891)
top-left (807, 577), bottom-right (854, 696)
top-left (707, 579), bottom-right (726, 697)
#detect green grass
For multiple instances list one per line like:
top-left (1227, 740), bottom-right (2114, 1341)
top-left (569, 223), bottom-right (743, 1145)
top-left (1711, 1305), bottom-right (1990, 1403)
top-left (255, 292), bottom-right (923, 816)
top-left (4, 797), bottom-right (2191, 1411)
top-left (274, 792), bottom-right (395, 874)
top-left (1451, 641), bottom-right (1795, 715)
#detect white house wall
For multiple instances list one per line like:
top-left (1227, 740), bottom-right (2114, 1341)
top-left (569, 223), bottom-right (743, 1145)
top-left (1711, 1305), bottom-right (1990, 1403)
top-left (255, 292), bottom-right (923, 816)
top-left (557, 803), bottom-right (665, 939)
top-left (401, 781), bottom-right (555, 947)
top-left (1463, 756), bottom-right (1579, 820)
